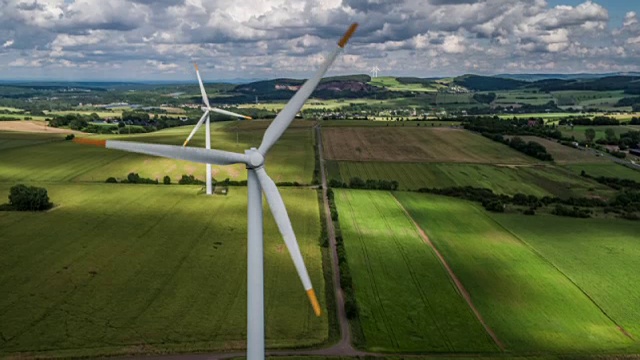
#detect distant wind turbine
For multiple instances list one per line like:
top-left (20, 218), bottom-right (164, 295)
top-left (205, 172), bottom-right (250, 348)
top-left (183, 64), bottom-right (251, 195)
top-left (370, 66), bottom-right (380, 78)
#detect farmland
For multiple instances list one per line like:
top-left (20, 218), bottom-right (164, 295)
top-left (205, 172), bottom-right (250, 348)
top-left (327, 162), bottom-right (612, 198)
top-left (559, 125), bottom-right (640, 142)
top-left (491, 214), bottom-right (640, 339)
top-left (492, 91), bottom-right (555, 106)
top-left (0, 121), bottom-right (315, 184)
top-left (368, 77), bottom-right (439, 92)
top-left (333, 190), bottom-right (497, 352)
top-left (565, 163), bottom-right (640, 181)
top-left (511, 136), bottom-right (610, 164)
top-left (322, 128), bottom-right (534, 164)
top-left (394, 192), bottom-right (634, 352)
top-left (0, 183), bottom-right (326, 358)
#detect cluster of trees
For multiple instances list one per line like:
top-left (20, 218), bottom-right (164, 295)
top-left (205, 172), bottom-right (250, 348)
top-left (483, 134), bottom-right (553, 161)
top-left (464, 116), bottom-right (563, 139)
top-left (326, 188), bottom-right (358, 319)
top-left (106, 173), bottom-right (158, 184)
top-left (415, 185), bottom-right (638, 220)
top-left (552, 205), bottom-right (592, 218)
top-left (178, 175), bottom-right (205, 185)
top-left (329, 177), bottom-right (399, 191)
top-left (569, 116), bottom-right (620, 126)
top-left (3, 184), bottom-right (53, 211)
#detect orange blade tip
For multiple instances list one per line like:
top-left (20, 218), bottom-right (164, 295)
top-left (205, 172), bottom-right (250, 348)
top-left (73, 138), bottom-right (106, 148)
top-left (306, 289), bottom-right (322, 317)
top-left (338, 23), bottom-right (358, 48)
top-left (245, 116), bottom-right (253, 120)
top-left (194, 63), bottom-right (199, 71)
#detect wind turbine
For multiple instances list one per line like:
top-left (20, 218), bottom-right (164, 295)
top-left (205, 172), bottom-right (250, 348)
top-left (370, 65), bottom-right (380, 78)
top-left (73, 22), bottom-right (358, 360)
top-left (183, 64), bottom-right (252, 195)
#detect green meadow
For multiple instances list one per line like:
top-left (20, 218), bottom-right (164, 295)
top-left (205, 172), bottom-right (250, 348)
top-left (333, 190), bottom-right (497, 352)
top-left (565, 163), bottom-right (640, 181)
top-left (0, 122), bottom-right (315, 184)
top-left (491, 214), bottom-right (640, 339)
top-left (328, 161), bottom-right (612, 198)
top-left (394, 192), bottom-right (634, 352)
top-left (0, 184), bottom-right (326, 358)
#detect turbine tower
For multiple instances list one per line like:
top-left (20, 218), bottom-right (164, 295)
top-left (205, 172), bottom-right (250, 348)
top-left (183, 64), bottom-right (251, 195)
top-left (74, 22), bottom-right (358, 360)
top-left (370, 65), bottom-right (380, 78)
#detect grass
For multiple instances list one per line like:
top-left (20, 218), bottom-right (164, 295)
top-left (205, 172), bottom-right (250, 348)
top-left (435, 93), bottom-right (475, 104)
top-left (394, 192), bottom-right (634, 352)
top-left (559, 125), bottom-right (639, 142)
top-left (0, 131), bottom-right (64, 150)
top-left (333, 190), bottom-right (497, 352)
top-left (564, 163), bottom-right (640, 181)
top-left (368, 77), bottom-right (439, 92)
top-left (493, 91), bottom-right (555, 106)
top-left (552, 91), bottom-right (625, 107)
top-left (0, 183), bottom-right (326, 358)
top-left (320, 120), bottom-right (461, 127)
top-left (322, 128), bottom-right (534, 164)
top-left (0, 121), bottom-right (315, 184)
top-left (512, 136), bottom-right (610, 164)
top-left (328, 162), bottom-right (613, 198)
top-left (491, 214), bottom-right (640, 339)
top-left (0, 114), bottom-right (48, 121)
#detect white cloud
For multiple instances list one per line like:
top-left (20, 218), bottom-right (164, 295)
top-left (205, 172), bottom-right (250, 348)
top-left (0, 0), bottom-right (637, 79)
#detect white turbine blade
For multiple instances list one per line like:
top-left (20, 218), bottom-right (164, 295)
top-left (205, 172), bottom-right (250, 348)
top-left (209, 107), bottom-right (252, 120)
top-left (194, 63), bottom-right (211, 109)
top-left (258, 23), bottom-right (358, 155)
top-left (72, 138), bottom-right (248, 165)
top-left (183, 110), bottom-right (209, 147)
top-left (254, 167), bottom-right (321, 317)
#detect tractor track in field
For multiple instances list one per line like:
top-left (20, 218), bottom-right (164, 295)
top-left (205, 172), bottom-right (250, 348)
top-left (390, 193), bottom-right (506, 351)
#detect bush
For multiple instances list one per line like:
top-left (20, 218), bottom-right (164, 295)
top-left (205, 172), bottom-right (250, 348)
top-left (163, 175), bottom-right (171, 185)
top-left (105, 177), bottom-right (118, 183)
top-left (8, 184), bottom-right (53, 211)
top-left (178, 174), bottom-right (205, 185)
top-left (65, 134), bottom-right (75, 141)
top-left (122, 172), bottom-right (158, 184)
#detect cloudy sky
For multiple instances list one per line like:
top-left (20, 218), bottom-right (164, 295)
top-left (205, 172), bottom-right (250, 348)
top-left (0, 0), bottom-right (639, 81)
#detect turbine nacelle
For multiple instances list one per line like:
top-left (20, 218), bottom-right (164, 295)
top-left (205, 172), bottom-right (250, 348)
top-left (246, 148), bottom-right (265, 169)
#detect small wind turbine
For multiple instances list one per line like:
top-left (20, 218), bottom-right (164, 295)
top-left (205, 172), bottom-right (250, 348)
top-left (183, 64), bottom-right (252, 195)
top-left (74, 22), bottom-right (358, 360)
top-left (370, 65), bottom-right (380, 78)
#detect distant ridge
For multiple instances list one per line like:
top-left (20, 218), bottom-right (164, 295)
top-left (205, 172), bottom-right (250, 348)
top-left (494, 72), bottom-right (640, 82)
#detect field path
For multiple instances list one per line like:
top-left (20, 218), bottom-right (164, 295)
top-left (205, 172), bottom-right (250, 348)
top-left (315, 125), bottom-right (364, 355)
top-left (390, 193), bottom-right (505, 351)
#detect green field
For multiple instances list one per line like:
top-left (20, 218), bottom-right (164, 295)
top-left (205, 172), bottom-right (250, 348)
top-left (394, 192), bottom-right (634, 352)
top-left (0, 114), bottom-right (48, 121)
top-left (564, 163), bottom-right (640, 181)
top-left (552, 91), bottom-right (625, 107)
top-left (0, 183), bottom-right (325, 358)
top-left (491, 214), bottom-right (640, 339)
top-left (368, 77), bottom-right (439, 92)
top-left (0, 122), bottom-right (315, 184)
top-left (559, 125), bottom-right (639, 142)
top-left (327, 162), bottom-right (612, 198)
top-left (493, 91), bottom-right (555, 106)
top-left (513, 136), bottom-right (610, 164)
top-left (320, 120), bottom-right (461, 127)
top-left (0, 131), bottom-right (64, 150)
top-left (334, 190), bottom-right (497, 352)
